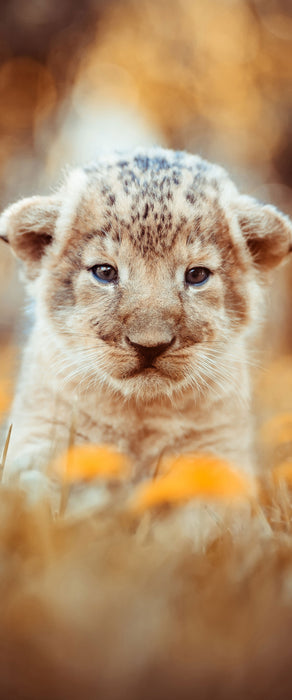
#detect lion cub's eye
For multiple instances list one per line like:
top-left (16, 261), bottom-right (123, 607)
top-left (90, 264), bottom-right (118, 284)
top-left (185, 267), bottom-right (211, 286)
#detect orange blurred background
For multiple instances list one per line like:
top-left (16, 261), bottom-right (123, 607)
top-left (0, 0), bottom-right (291, 434)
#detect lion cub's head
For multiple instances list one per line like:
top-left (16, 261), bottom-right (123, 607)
top-left (1, 148), bottom-right (291, 401)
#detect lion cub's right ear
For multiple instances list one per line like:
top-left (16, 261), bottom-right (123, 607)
top-left (0, 195), bottom-right (60, 280)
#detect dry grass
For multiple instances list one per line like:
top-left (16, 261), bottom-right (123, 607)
top-left (0, 479), bottom-right (292, 699)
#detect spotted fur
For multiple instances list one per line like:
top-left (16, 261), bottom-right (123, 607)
top-left (0, 147), bottom-right (291, 488)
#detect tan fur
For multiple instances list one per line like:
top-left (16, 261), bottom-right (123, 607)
top-left (1, 148), bottom-right (291, 493)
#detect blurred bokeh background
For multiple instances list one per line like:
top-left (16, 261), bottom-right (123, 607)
top-left (0, 0), bottom-right (291, 417)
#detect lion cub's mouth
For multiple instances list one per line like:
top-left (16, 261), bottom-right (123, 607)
top-left (127, 365), bottom-right (162, 378)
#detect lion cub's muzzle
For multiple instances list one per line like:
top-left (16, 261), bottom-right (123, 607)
top-left (125, 336), bottom-right (176, 369)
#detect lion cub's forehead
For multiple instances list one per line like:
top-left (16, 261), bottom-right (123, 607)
top-left (65, 150), bottom-right (236, 258)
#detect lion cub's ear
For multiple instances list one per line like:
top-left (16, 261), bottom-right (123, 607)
top-left (235, 195), bottom-right (292, 271)
top-left (0, 195), bottom-right (60, 279)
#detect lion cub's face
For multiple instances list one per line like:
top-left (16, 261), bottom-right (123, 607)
top-left (1, 149), bottom-right (291, 401)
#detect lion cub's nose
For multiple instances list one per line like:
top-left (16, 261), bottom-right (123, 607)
top-left (126, 337), bottom-right (175, 364)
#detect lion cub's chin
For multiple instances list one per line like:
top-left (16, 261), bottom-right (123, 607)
top-left (107, 371), bottom-right (184, 402)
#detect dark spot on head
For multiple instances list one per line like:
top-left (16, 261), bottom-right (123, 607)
top-left (107, 194), bottom-right (116, 206)
top-left (101, 222), bottom-right (112, 233)
top-left (194, 216), bottom-right (202, 231)
top-left (186, 192), bottom-right (195, 205)
top-left (134, 155), bottom-right (150, 171)
top-left (172, 171), bottom-right (181, 186)
top-left (82, 229), bottom-right (106, 243)
top-left (143, 203), bottom-right (149, 219)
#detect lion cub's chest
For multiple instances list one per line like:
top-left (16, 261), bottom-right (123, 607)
top-left (73, 399), bottom-right (203, 475)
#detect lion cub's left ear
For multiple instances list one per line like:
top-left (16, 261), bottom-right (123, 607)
top-left (0, 195), bottom-right (60, 280)
top-left (234, 195), bottom-right (292, 271)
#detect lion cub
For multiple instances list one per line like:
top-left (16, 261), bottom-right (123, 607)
top-left (1, 148), bottom-right (291, 496)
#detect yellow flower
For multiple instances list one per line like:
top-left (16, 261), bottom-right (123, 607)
top-left (51, 444), bottom-right (131, 483)
top-left (130, 453), bottom-right (256, 512)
